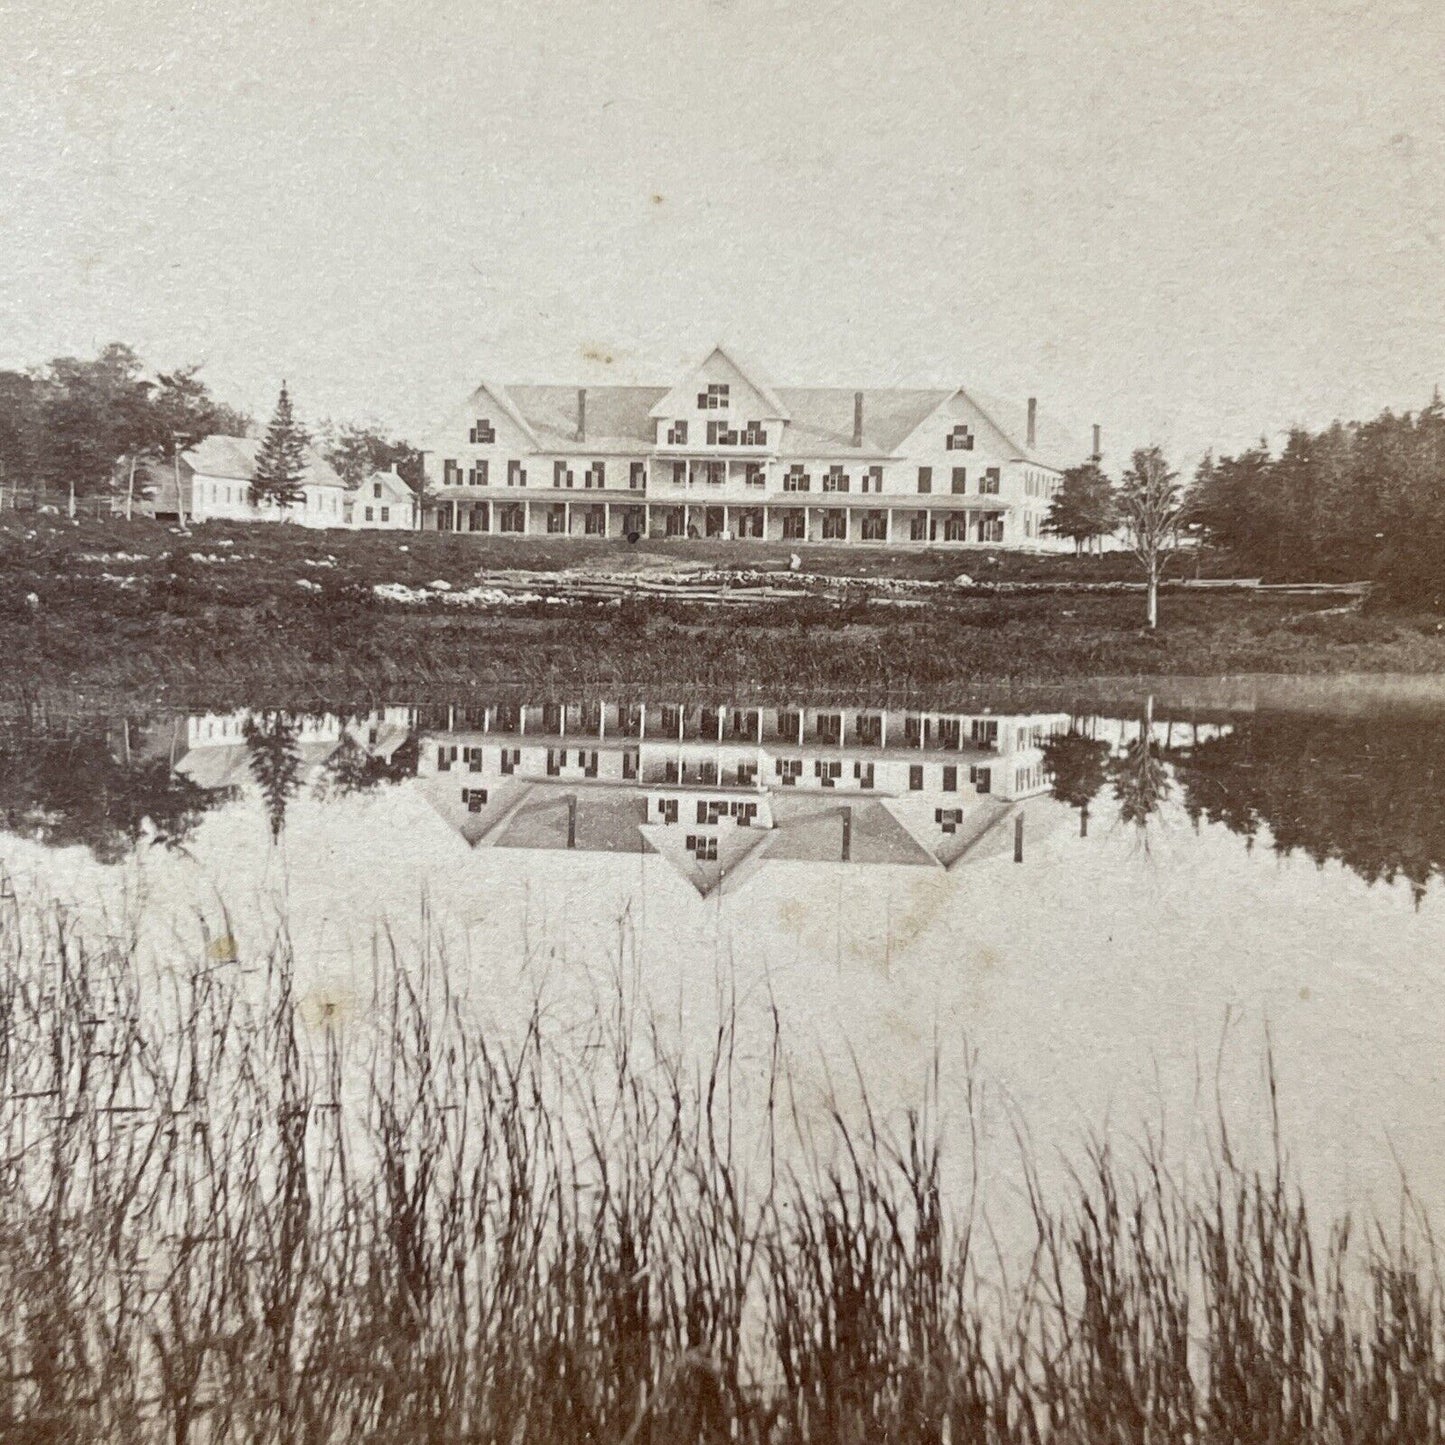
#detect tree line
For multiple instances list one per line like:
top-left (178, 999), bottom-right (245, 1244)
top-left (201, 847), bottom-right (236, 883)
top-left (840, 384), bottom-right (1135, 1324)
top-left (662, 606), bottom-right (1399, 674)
top-left (1046, 392), bottom-right (1445, 609)
top-left (0, 343), bottom-right (421, 515)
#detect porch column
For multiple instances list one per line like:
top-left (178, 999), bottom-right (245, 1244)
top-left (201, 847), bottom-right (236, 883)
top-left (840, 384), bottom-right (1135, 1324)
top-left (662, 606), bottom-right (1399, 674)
top-left (762, 503), bottom-right (769, 541)
top-left (717, 708), bottom-right (724, 742)
top-left (880, 712), bottom-right (887, 747)
top-left (644, 502), bottom-right (651, 537)
top-left (564, 501), bottom-right (572, 536)
top-left (884, 508), bottom-right (892, 545)
top-left (604, 501), bottom-right (611, 538)
top-left (639, 703), bottom-right (647, 740)
top-left (723, 504), bottom-right (729, 538)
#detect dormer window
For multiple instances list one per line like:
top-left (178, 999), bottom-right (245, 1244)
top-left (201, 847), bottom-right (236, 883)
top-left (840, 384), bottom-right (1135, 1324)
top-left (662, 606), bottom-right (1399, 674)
top-left (667, 420), bottom-right (688, 445)
top-left (469, 419), bottom-right (496, 444)
top-left (946, 424), bottom-right (974, 451)
top-left (784, 465), bottom-right (810, 492)
top-left (697, 382), bottom-right (730, 410)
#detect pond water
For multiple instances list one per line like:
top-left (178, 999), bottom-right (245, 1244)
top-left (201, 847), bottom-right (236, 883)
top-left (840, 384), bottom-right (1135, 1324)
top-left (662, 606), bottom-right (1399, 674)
top-left (2, 678), bottom-right (1443, 1229)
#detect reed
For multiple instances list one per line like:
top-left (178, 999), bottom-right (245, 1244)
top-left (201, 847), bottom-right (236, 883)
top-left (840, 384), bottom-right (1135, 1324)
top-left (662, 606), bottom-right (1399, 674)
top-left (0, 901), bottom-right (1439, 1442)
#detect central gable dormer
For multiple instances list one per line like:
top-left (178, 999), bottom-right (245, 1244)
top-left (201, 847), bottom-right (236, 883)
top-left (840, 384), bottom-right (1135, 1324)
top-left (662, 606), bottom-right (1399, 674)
top-left (649, 345), bottom-right (791, 449)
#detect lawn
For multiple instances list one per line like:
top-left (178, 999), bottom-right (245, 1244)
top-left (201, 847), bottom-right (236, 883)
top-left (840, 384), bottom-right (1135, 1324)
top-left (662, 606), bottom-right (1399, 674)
top-left (2, 514), bottom-right (1439, 707)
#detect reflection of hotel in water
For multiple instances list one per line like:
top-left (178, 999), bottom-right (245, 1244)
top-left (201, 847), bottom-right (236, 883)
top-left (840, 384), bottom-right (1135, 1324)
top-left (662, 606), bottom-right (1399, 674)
top-left (414, 703), bottom-right (1072, 896)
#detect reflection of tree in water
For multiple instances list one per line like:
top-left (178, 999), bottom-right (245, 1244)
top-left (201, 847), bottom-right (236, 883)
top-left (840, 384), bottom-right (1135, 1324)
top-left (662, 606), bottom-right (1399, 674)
top-left (0, 720), bottom-right (232, 863)
top-left (243, 712), bottom-right (303, 842)
top-left (1042, 725), bottom-right (1112, 837)
top-left (1170, 715), bottom-right (1445, 904)
top-left (1111, 704), bottom-right (1172, 835)
top-left (311, 730), bottom-right (419, 802)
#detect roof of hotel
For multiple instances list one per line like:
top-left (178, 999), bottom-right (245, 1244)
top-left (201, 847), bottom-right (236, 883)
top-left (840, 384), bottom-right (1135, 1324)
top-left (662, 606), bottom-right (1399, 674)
top-left (484, 375), bottom-right (1081, 469)
top-left (507, 385), bottom-right (666, 454)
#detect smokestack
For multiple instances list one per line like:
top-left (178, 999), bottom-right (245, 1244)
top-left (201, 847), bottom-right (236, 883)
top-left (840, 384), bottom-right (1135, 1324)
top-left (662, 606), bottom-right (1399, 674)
top-left (1092, 424), bottom-right (1101, 462)
top-left (852, 391), bottom-right (864, 448)
top-left (576, 388), bottom-right (586, 442)
top-left (1026, 397), bottom-right (1037, 450)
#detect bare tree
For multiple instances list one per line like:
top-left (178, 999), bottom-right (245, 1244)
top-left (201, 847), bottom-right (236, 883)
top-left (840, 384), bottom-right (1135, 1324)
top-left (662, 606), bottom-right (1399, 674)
top-left (1118, 445), bottom-right (1187, 629)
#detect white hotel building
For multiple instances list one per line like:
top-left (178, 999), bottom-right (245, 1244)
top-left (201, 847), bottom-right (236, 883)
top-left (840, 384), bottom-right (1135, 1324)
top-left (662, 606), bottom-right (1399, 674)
top-left (421, 346), bottom-right (1083, 549)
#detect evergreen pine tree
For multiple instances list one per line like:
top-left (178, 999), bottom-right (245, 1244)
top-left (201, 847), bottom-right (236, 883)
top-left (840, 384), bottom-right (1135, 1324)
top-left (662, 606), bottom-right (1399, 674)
top-left (251, 383), bottom-right (309, 512)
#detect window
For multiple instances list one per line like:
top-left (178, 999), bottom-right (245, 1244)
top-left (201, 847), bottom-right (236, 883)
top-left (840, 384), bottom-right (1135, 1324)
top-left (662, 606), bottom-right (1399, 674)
top-left (380, 507), bottom-right (390, 522)
top-left (437, 745), bottom-right (458, 772)
top-left (910, 512), bottom-right (929, 541)
top-left (697, 382), bottom-right (730, 409)
top-left (461, 787), bottom-right (489, 812)
top-left (814, 759), bottom-right (842, 788)
top-left (706, 461), bottom-right (724, 486)
top-left (935, 807), bottom-right (964, 835)
top-left (970, 765), bottom-right (992, 794)
top-left (950, 468), bottom-right (967, 494)
top-left (745, 463), bottom-right (765, 487)
top-left (856, 715), bottom-right (882, 745)
top-left (364, 506), bottom-right (374, 521)
top-left (499, 748), bottom-right (519, 775)
top-left (706, 420), bottom-right (738, 445)
top-left (553, 461), bottom-right (574, 489)
top-left (546, 506), bottom-right (566, 534)
top-left (861, 511), bottom-right (886, 541)
top-left (741, 421), bottom-right (766, 445)
top-left (980, 512), bottom-right (1005, 543)
top-left (545, 749), bottom-right (562, 776)
top-left (861, 465), bottom-right (883, 493)
top-left (373, 482), bottom-right (382, 499)
top-left (980, 468), bottom-right (1001, 495)
top-left (943, 515), bottom-right (968, 542)
top-left (775, 758), bottom-right (802, 785)
top-left (584, 508), bottom-right (604, 535)
top-left (822, 511), bottom-right (846, 540)
top-left (585, 462), bottom-right (605, 489)
top-left (469, 461), bottom-right (489, 486)
top-left (823, 466), bottom-right (849, 493)
top-left (667, 420), bottom-right (688, 444)
top-left (909, 764), bottom-right (924, 791)
top-left (658, 798), bottom-right (679, 824)
top-left (442, 459), bottom-right (462, 486)
top-left (854, 761), bottom-right (875, 789)
top-left (942, 765), bottom-right (958, 792)
top-left (946, 423), bottom-right (974, 451)
top-left (469, 419), bottom-right (496, 444)
top-left (630, 461), bottom-right (645, 490)
top-left (507, 460), bottom-right (526, 487)
top-left (917, 466), bottom-right (932, 494)
top-left (686, 834), bottom-right (719, 862)
top-left (782, 510), bottom-right (805, 540)
top-left (784, 465), bottom-right (811, 492)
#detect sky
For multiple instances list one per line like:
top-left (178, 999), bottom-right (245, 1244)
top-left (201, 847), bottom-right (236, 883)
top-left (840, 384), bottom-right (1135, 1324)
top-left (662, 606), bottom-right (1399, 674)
top-left (2, 0), bottom-right (1442, 466)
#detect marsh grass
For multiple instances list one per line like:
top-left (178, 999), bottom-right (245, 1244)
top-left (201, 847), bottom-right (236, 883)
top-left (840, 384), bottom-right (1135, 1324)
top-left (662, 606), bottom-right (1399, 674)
top-left (0, 900), bottom-right (1441, 1442)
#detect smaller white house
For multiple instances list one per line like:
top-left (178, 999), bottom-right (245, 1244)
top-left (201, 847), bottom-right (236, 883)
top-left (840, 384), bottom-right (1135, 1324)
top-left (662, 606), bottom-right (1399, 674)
top-left (139, 435), bottom-right (350, 529)
top-left (350, 467), bottom-right (418, 530)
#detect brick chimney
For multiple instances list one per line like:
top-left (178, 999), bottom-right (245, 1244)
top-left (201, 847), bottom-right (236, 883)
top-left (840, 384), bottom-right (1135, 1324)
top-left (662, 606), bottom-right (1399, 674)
top-left (1026, 397), bottom-right (1037, 450)
top-left (1092, 424), bottom-right (1101, 462)
top-left (852, 391), bottom-right (864, 448)
top-left (576, 388), bottom-right (586, 443)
